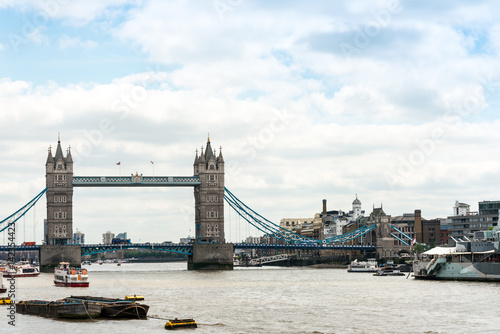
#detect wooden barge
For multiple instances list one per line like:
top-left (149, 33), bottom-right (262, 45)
top-left (16, 300), bottom-right (101, 319)
top-left (16, 296), bottom-right (149, 319)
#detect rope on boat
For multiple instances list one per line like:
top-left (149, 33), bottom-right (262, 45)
top-left (135, 303), bottom-right (140, 319)
top-left (82, 301), bottom-right (97, 322)
top-left (148, 315), bottom-right (171, 321)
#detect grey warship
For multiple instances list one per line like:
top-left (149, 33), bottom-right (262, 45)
top-left (413, 226), bottom-right (500, 281)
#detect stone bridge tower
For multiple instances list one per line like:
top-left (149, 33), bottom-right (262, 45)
top-left (189, 136), bottom-right (233, 270)
top-left (41, 136), bottom-right (81, 269)
top-left (193, 136), bottom-right (225, 243)
top-left (45, 135), bottom-right (74, 245)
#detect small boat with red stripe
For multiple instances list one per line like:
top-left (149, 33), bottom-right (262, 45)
top-left (1, 261), bottom-right (40, 278)
top-left (54, 262), bottom-right (89, 287)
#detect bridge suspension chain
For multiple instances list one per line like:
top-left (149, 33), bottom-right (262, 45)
top-left (224, 188), bottom-right (378, 245)
top-left (0, 188), bottom-right (47, 233)
top-left (224, 188), bottom-right (318, 244)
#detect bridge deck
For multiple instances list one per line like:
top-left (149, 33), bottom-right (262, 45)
top-left (0, 242), bottom-right (376, 255)
top-left (233, 243), bottom-right (376, 251)
top-left (72, 176), bottom-right (201, 187)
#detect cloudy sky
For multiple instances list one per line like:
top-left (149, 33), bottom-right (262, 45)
top-left (1, 1), bottom-right (500, 244)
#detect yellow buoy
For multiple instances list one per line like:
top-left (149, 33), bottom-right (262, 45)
top-left (124, 295), bottom-right (145, 301)
top-left (165, 318), bottom-right (197, 330)
top-left (0, 297), bottom-right (13, 305)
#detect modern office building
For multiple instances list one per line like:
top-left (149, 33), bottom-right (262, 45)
top-left (73, 229), bottom-right (85, 244)
top-left (448, 200), bottom-right (499, 242)
top-left (478, 200), bottom-right (500, 215)
top-left (116, 232), bottom-right (128, 240)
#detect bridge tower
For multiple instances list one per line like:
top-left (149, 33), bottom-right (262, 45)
top-left (41, 135), bottom-right (80, 269)
top-left (189, 136), bottom-right (233, 270)
top-left (193, 136), bottom-right (225, 243)
top-left (45, 135), bottom-right (74, 245)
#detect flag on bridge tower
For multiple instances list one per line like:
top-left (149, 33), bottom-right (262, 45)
top-left (116, 162), bottom-right (121, 165)
top-left (150, 161), bottom-right (154, 164)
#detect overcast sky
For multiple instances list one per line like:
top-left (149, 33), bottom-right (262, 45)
top-left (1, 1), bottom-right (500, 244)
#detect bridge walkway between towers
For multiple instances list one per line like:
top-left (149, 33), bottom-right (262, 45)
top-left (72, 176), bottom-right (201, 187)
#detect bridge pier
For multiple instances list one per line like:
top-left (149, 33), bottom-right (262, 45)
top-left (188, 243), bottom-right (233, 270)
top-left (40, 245), bottom-right (81, 271)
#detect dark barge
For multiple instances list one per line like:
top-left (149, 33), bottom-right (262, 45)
top-left (16, 300), bottom-right (102, 319)
top-left (65, 296), bottom-right (149, 319)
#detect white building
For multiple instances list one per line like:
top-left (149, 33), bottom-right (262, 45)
top-left (280, 195), bottom-right (365, 241)
top-left (179, 235), bottom-right (192, 244)
top-left (350, 195), bottom-right (363, 222)
top-left (245, 236), bottom-right (260, 244)
top-left (279, 218), bottom-right (314, 232)
top-left (102, 231), bottom-right (115, 244)
top-left (453, 201), bottom-right (471, 216)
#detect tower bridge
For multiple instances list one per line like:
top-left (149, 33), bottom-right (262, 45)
top-left (0, 135), bottom-right (410, 270)
top-left (39, 135), bottom-right (230, 269)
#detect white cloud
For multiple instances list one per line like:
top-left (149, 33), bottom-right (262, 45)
top-left (109, 1), bottom-right (500, 126)
top-left (0, 43), bottom-right (4, 51)
top-left (489, 23), bottom-right (500, 53)
top-left (1, 75), bottom-right (499, 242)
top-left (59, 35), bottom-right (98, 49)
top-left (26, 26), bottom-right (47, 44)
top-left (0, 0), bottom-right (137, 25)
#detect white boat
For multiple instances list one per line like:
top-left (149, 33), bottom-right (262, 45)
top-left (347, 258), bottom-right (378, 272)
top-left (54, 262), bottom-right (89, 287)
top-left (0, 261), bottom-right (40, 278)
top-left (0, 273), bottom-right (6, 293)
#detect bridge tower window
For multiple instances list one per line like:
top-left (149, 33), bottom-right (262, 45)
top-left (54, 211), bottom-right (67, 219)
top-left (206, 211), bottom-right (219, 218)
top-left (54, 195), bottom-right (67, 203)
top-left (206, 195), bottom-right (219, 202)
top-left (206, 174), bottom-right (218, 185)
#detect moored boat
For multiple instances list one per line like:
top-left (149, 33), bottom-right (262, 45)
top-left (413, 226), bottom-right (500, 281)
top-left (1, 261), bottom-right (40, 278)
top-left (373, 269), bottom-right (405, 276)
top-left (16, 299), bottom-right (101, 319)
top-left (347, 258), bottom-right (378, 272)
top-left (54, 262), bottom-right (89, 287)
top-left (165, 318), bottom-right (197, 330)
top-left (65, 295), bottom-right (149, 319)
top-left (0, 273), bottom-right (6, 293)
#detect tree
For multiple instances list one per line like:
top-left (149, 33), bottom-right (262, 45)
top-left (413, 243), bottom-right (425, 254)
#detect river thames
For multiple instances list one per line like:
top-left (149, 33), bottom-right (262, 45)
top-left (1, 262), bottom-right (498, 333)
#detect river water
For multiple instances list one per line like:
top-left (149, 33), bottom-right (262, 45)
top-left (1, 262), bottom-right (499, 334)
